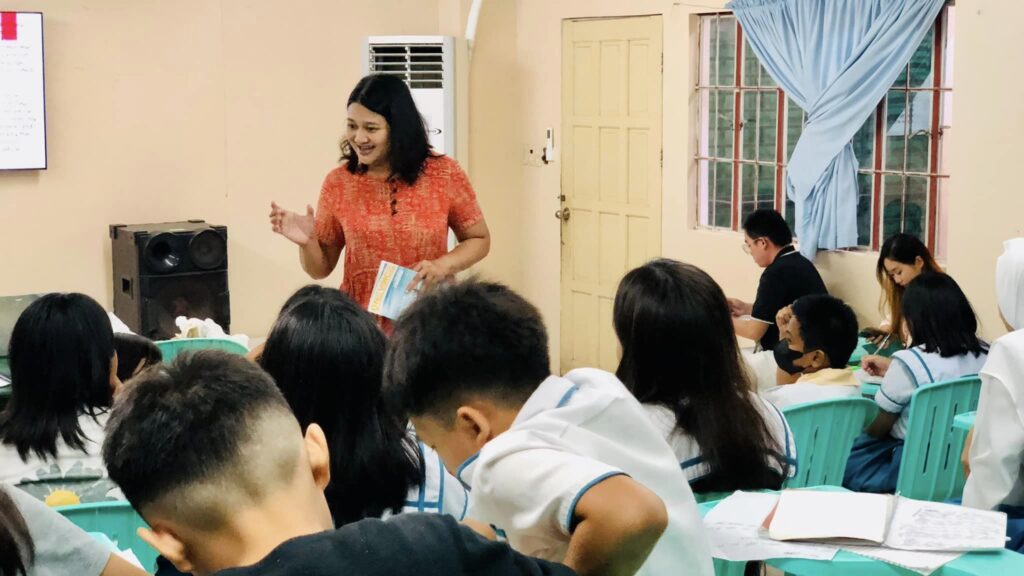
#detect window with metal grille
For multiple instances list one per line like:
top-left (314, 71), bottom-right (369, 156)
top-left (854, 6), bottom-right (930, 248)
top-left (695, 7), bottom-right (954, 256)
top-left (367, 43), bottom-right (445, 89)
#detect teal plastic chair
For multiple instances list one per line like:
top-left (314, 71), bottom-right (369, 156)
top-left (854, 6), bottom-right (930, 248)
top-left (782, 398), bottom-right (878, 488)
top-left (55, 501), bottom-right (158, 572)
top-left (156, 337), bottom-right (249, 362)
top-left (896, 376), bottom-right (982, 502)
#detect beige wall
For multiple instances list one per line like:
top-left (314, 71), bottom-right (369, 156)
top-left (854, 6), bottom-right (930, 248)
top-left (0, 0), bottom-right (443, 336)
top-left (476, 0), bottom-right (1024, 358)
top-left (2, 0), bottom-right (1021, 350)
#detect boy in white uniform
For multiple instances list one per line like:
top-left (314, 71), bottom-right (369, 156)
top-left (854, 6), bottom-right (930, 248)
top-left (384, 280), bottom-right (714, 576)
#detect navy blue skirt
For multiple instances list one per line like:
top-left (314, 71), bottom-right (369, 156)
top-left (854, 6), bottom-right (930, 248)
top-left (1001, 505), bottom-right (1024, 553)
top-left (843, 433), bottom-right (904, 494)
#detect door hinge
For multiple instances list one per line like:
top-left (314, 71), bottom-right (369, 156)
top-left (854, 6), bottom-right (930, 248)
top-left (660, 149), bottom-right (663, 168)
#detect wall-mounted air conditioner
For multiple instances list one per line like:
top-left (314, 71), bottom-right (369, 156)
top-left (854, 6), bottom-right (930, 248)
top-left (363, 36), bottom-right (456, 157)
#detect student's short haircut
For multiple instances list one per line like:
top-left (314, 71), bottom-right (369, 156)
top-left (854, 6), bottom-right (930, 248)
top-left (742, 209), bottom-right (793, 248)
top-left (384, 280), bottom-right (550, 421)
top-left (102, 351), bottom-right (303, 529)
top-left (791, 295), bottom-right (859, 367)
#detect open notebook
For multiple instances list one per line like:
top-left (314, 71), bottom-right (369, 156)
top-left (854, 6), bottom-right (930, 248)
top-left (764, 491), bottom-right (1007, 552)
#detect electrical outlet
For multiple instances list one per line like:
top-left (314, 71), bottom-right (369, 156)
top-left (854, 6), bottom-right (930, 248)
top-left (522, 145), bottom-right (544, 167)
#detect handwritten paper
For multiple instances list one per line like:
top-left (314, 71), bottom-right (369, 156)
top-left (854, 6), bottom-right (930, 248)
top-left (702, 491), bottom-right (839, 562)
top-left (884, 497), bottom-right (1007, 552)
top-left (0, 12), bottom-right (46, 170)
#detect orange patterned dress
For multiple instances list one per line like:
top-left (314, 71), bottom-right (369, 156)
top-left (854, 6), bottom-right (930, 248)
top-left (314, 154), bottom-right (483, 313)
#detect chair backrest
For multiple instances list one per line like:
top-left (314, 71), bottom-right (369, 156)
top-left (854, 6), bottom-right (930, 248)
top-left (782, 397), bottom-right (878, 488)
top-left (156, 337), bottom-right (249, 362)
top-left (55, 501), bottom-right (158, 572)
top-left (896, 375), bottom-right (982, 501)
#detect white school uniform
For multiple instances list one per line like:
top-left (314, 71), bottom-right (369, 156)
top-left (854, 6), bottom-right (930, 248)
top-left (963, 238), bottom-right (1024, 511)
top-left (400, 442), bottom-right (469, 519)
top-left (875, 346), bottom-right (988, 440)
top-left (456, 368), bottom-right (714, 576)
top-left (763, 368), bottom-right (861, 410)
top-left (963, 330), bottom-right (1024, 510)
top-left (643, 393), bottom-right (797, 483)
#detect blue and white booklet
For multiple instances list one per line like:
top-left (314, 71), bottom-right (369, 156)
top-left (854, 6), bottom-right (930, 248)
top-left (367, 261), bottom-right (420, 320)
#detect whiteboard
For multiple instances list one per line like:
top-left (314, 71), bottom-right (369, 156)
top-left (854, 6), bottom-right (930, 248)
top-left (0, 12), bottom-right (46, 170)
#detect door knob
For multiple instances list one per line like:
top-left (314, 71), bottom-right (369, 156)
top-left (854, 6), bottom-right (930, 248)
top-left (554, 207), bottom-right (571, 222)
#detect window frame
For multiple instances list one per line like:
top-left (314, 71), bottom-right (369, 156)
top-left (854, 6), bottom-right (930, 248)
top-left (694, 8), bottom-right (952, 253)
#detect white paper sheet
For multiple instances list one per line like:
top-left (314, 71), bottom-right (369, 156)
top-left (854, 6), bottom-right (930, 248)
top-left (768, 490), bottom-right (893, 543)
top-left (845, 544), bottom-right (962, 575)
top-left (884, 497), bottom-right (1008, 552)
top-left (703, 492), bottom-right (839, 562)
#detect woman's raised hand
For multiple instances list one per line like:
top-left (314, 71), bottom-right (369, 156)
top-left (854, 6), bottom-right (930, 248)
top-left (270, 202), bottom-right (315, 246)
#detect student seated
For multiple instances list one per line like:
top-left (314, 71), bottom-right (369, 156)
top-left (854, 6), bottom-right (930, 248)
top-left (963, 238), bottom-right (1024, 552)
top-left (258, 285), bottom-right (467, 525)
top-left (0, 293), bottom-right (122, 505)
top-left (112, 333), bottom-right (163, 382)
top-left (868, 233), bottom-right (942, 347)
top-left (0, 484), bottom-right (146, 576)
top-left (101, 351), bottom-right (573, 576)
top-left (613, 259), bottom-right (796, 494)
top-left (844, 273), bottom-right (988, 494)
top-left (384, 280), bottom-right (714, 576)
top-left (764, 294), bottom-right (861, 409)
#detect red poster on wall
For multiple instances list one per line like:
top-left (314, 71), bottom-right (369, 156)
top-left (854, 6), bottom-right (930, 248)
top-left (0, 12), bottom-right (17, 41)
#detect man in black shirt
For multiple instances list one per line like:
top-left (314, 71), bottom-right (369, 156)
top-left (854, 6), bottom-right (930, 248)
top-left (102, 351), bottom-right (574, 576)
top-left (728, 209), bottom-right (827, 351)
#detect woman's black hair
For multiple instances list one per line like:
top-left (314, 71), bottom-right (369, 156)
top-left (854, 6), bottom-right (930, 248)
top-left (0, 293), bottom-right (114, 461)
top-left (876, 233), bottom-right (942, 344)
top-left (341, 74), bottom-right (432, 185)
top-left (902, 273), bottom-right (988, 358)
top-left (258, 286), bottom-right (422, 525)
top-left (0, 488), bottom-right (32, 576)
top-left (614, 259), bottom-right (788, 493)
top-left (112, 333), bottom-right (162, 382)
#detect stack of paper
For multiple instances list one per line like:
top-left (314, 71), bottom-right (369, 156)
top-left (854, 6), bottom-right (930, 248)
top-left (766, 490), bottom-right (1007, 552)
top-left (702, 491), bottom-right (839, 562)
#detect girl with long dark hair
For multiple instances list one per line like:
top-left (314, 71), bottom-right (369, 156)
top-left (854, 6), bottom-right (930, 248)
top-left (614, 259), bottom-right (795, 496)
top-left (258, 285), bottom-right (467, 525)
top-left (0, 293), bottom-right (122, 504)
top-left (845, 273), bottom-right (988, 493)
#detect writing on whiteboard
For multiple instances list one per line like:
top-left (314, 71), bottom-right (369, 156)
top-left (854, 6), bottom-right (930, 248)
top-left (0, 12), bottom-right (46, 170)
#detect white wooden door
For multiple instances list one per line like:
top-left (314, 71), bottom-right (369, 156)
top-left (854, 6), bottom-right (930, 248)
top-left (560, 16), bottom-right (663, 373)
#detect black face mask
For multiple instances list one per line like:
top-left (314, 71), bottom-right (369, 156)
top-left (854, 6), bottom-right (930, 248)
top-left (773, 339), bottom-right (806, 375)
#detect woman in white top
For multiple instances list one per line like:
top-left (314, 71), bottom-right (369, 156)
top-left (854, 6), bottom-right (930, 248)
top-left (613, 259), bottom-right (796, 496)
top-left (963, 238), bottom-right (1024, 552)
top-left (0, 293), bottom-right (122, 505)
top-left (258, 286), bottom-right (466, 527)
top-left (844, 273), bottom-right (988, 493)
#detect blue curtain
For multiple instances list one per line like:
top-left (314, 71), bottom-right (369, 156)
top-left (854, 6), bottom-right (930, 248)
top-left (727, 0), bottom-right (944, 259)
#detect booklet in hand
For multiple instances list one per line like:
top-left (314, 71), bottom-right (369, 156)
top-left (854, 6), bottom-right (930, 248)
top-left (367, 261), bottom-right (419, 320)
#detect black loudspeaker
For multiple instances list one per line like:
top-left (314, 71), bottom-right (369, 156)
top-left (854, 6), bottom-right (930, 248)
top-left (110, 221), bottom-right (230, 341)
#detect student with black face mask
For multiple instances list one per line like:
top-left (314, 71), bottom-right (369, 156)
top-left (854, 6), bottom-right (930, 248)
top-left (763, 295), bottom-right (861, 409)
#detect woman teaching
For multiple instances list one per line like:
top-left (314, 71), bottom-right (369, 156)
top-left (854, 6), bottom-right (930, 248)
top-left (269, 74), bottom-right (490, 317)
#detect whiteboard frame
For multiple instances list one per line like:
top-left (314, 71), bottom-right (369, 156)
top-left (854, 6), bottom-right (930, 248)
top-left (0, 11), bottom-right (47, 171)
